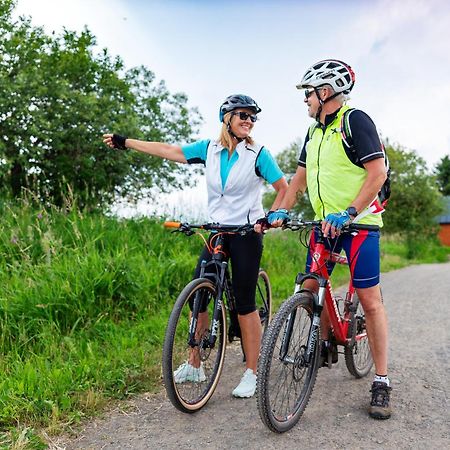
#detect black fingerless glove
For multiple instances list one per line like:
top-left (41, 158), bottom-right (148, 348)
top-left (111, 134), bottom-right (128, 150)
top-left (256, 212), bottom-right (272, 231)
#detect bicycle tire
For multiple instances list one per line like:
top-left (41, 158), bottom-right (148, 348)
top-left (162, 278), bottom-right (226, 413)
top-left (257, 292), bottom-right (320, 433)
top-left (256, 269), bottom-right (272, 333)
top-left (344, 294), bottom-right (373, 378)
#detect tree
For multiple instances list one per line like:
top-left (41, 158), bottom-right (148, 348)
top-left (0, 5), bottom-right (201, 209)
top-left (435, 155), bottom-right (450, 196)
top-left (383, 142), bottom-right (443, 257)
top-left (263, 138), bottom-right (314, 219)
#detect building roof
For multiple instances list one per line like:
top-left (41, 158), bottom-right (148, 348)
top-left (437, 196), bottom-right (450, 224)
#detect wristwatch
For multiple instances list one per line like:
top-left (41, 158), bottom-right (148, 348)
top-left (346, 206), bottom-right (358, 219)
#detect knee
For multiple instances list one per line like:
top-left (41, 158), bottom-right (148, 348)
top-left (360, 297), bottom-right (384, 317)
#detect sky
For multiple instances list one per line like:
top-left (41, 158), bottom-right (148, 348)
top-left (13, 0), bottom-right (450, 218)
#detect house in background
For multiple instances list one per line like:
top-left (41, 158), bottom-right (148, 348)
top-left (437, 196), bottom-right (450, 246)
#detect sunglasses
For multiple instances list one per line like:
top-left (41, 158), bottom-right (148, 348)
top-left (232, 111), bottom-right (258, 122)
top-left (304, 88), bottom-right (317, 99)
top-left (304, 86), bottom-right (327, 99)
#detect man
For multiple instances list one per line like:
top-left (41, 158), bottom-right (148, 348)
top-left (269, 59), bottom-right (392, 419)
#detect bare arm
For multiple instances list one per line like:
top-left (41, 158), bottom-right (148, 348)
top-left (103, 134), bottom-right (187, 163)
top-left (351, 158), bottom-right (387, 213)
top-left (269, 177), bottom-right (289, 210)
top-left (254, 176), bottom-right (288, 233)
top-left (278, 166), bottom-right (307, 210)
top-left (267, 166), bottom-right (307, 228)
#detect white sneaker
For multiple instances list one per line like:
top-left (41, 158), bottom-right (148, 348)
top-left (173, 362), bottom-right (206, 383)
top-left (232, 368), bottom-right (257, 398)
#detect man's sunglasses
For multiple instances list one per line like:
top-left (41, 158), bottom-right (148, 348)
top-left (232, 111), bottom-right (258, 122)
top-left (304, 86), bottom-right (326, 99)
top-left (304, 88), bottom-right (317, 99)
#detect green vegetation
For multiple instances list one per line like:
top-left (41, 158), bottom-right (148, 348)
top-left (435, 154), bottom-right (450, 196)
top-left (0, 2), bottom-right (448, 448)
top-left (0, 200), bottom-right (448, 448)
top-left (0, 1), bottom-right (201, 209)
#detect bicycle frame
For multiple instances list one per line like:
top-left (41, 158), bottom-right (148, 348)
top-left (284, 221), bottom-right (375, 365)
top-left (298, 230), bottom-right (355, 346)
top-left (184, 231), bottom-right (237, 351)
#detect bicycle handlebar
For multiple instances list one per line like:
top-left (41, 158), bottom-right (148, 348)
top-left (282, 219), bottom-right (380, 232)
top-left (163, 221), bottom-right (256, 235)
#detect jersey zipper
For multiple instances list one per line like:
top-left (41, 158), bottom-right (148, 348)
top-left (316, 128), bottom-right (326, 219)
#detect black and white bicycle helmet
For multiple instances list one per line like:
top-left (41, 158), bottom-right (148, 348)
top-left (297, 59), bottom-right (355, 94)
top-left (219, 94), bottom-right (261, 122)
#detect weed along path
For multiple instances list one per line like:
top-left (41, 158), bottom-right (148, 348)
top-left (55, 262), bottom-right (450, 450)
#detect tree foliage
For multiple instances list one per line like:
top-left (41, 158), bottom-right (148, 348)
top-left (435, 154), bottom-right (450, 196)
top-left (382, 142), bottom-right (443, 237)
top-left (0, 3), bottom-right (201, 209)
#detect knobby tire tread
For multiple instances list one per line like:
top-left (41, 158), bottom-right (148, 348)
top-left (257, 292), bottom-right (320, 433)
top-left (162, 278), bottom-right (226, 413)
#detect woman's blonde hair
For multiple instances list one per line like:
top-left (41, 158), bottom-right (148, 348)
top-left (218, 111), bottom-right (254, 150)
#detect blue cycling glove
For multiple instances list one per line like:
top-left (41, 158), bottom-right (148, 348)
top-left (323, 210), bottom-right (352, 230)
top-left (267, 208), bottom-right (290, 224)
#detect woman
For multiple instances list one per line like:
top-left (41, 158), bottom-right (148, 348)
top-left (103, 94), bottom-right (287, 398)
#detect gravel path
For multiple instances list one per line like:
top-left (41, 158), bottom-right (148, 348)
top-left (53, 262), bottom-right (450, 450)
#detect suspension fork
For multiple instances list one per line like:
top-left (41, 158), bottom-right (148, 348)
top-left (279, 273), bottom-right (326, 365)
top-left (208, 260), bottom-right (228, 347)
top-left (188, 259), bottom-right (208, 347)
top-left (187, 258), bottom-right (223, 347)
top-left (304, 277), bottom-right (327, 364)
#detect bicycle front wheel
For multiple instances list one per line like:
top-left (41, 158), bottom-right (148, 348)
top-left (256, 269), bottom-right (272, 333)
top-left (162, 278), bottom-right (226, 413)
top-left (257, 292), bottom-right (320, 433)
top-left (344, 294), bottom-right (373, 378)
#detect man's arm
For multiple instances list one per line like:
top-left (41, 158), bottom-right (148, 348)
top-left (268, 166), bottom-right (307, 226)
top-left (350, 157), bottom-right (387, 214)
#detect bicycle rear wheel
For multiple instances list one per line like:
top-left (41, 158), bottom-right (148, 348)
top-left (256, 269), bottom-right (272, 333)
top-left (344, 294), bottom-right (373, 378)
top-left (162, 278), bottom-right (226, 413)
top-left (257, 292), bottom-right (320, 433)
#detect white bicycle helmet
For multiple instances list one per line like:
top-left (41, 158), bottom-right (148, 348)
top-left (297, 59), bottom-right (355, 94)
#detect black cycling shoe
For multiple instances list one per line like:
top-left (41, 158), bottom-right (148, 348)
top-left (369, 381), bottom-right (392, 419)
top-left (320, 340), bottom-right (338, 368)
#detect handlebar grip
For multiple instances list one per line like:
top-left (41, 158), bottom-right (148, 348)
top-left (163, 221), bottom-right (181, 229)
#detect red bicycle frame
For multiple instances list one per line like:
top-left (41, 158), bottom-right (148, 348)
top-left (305, 236), bottom-right (356, 346)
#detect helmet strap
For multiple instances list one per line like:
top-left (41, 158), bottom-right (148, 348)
top-left (226, 118), bottom-right (244, 143)
top-left (314, 88), bottom-right (341, 122)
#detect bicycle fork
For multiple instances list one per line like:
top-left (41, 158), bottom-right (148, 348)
top-left (189, 259), bottom-right (228, 349)
top-left (279, 276), bottom-right (326, 367)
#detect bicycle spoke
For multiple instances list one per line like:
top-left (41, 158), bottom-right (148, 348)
top-left (257, 293), bottom-right (320, 432)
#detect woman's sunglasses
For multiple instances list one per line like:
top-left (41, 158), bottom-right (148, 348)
top-left (232, 111), bottom-right (258, 122)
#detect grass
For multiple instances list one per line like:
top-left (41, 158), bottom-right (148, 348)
top-left (0, 199), bottom-right (448, 448)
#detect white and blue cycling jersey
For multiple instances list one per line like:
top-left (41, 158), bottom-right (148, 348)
top-left (182, 139), bottom-right (283, 225)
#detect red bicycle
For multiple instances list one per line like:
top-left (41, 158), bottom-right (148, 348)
top-left (257, 219), bottom-right (375, 432)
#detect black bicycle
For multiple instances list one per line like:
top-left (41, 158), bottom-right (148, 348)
top-left (162, 222), bottom-right (272, 413)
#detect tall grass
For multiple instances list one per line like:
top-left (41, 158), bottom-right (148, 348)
top-left (0, 200), bottom-right (448, 447)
